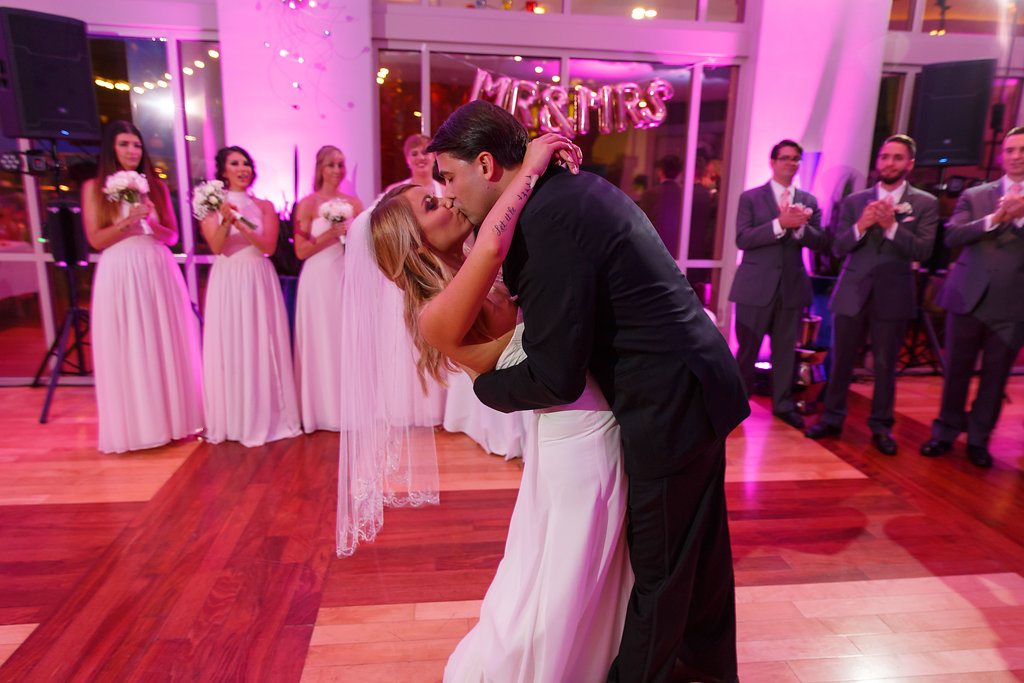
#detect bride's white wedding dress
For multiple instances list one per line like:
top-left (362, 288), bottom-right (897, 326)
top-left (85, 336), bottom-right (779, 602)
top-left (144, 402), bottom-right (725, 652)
top-left (444, 323), bottom-right (633, 683)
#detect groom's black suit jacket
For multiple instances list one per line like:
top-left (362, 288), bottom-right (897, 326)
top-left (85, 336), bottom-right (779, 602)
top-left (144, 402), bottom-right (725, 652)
top-left (474, 166), bottom-right (750, 480)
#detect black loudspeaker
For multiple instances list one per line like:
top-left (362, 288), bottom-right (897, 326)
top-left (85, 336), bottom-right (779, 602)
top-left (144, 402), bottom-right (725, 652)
top-left (910, 59), bottom-right (996, 167)
top-left (0, 8), bottom-right (100, 142)
top-left (45, 199), bottom-right (89, 266)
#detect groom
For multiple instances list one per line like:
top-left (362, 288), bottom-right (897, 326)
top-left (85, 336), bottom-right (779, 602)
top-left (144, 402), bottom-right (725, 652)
top-left (428, 100), bottom-right (749, 682)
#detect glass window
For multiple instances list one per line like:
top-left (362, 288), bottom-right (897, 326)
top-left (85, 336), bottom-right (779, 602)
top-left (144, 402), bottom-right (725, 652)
top-left (180, 40), bottom-right (226, 256)
top-left (706, 0), bottom-right (743, 23)
top-left (922, 0), bottom-right (1010, 35)
top-left (889, 0), bottom-right (912, 31)
top-left (0, 127), bottom-right (45, 378)
top-left (571, 58), bottom-right (691, 189)
top-left (686, 65), bottom-right (736, 309)
top-left (87, 37), bottom-right (180, 250)
top-left (379, 50), bottom-right (424, 190)
top-left (571, 0), bottom-right (696, 21)
top-left (428, 52), bottom-right (560, 139)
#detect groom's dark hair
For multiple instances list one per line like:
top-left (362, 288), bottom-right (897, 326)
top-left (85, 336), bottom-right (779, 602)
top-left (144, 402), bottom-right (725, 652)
top-left (427, 100), bottom-right (529, 169)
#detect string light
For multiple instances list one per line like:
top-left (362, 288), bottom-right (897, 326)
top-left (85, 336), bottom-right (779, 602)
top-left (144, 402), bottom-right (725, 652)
top-left (182, 66), bottom-right (194, 75)
top-left (208, 49), bottom-right (220, 59)
top-left (194, 60), bottom-right (206, 69)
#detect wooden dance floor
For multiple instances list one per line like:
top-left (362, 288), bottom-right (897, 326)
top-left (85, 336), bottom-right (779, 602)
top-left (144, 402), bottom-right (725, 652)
top-left (2, 375), bottom-right (1024, 681)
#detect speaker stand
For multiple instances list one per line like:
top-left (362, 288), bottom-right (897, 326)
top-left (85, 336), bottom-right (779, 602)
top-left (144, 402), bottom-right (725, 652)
top-left (32, 264), bottom-right (90, 423)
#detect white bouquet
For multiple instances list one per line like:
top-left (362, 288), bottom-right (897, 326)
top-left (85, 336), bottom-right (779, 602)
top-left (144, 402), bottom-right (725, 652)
top-left (104, 170), bottom-right (152, 234)
top-left (191, 179), bottom-right (256, 229)
top-left (318, 198), bottom-right (354, 243)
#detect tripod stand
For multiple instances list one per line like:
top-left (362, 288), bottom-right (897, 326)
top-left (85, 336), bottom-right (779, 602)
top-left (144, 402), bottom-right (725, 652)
top-left (31, 240), bottom-right (90, 423)
top-left (898, 268), bottom-right (946, 377)
top-left (31, 142), bottom-right (91, 423)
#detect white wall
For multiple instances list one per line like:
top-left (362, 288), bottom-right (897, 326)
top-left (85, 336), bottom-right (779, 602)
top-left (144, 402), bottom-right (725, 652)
top-left (215, 0), bottom-right (376, 210)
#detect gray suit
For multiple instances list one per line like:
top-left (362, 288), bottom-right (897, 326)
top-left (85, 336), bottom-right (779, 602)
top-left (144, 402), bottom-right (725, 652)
top-left (930, 180), bottom-right (1024, 447)
top-left (729, 182), bottom-right (829, 414)
top-left (818, 184), bottom-right (938, 434)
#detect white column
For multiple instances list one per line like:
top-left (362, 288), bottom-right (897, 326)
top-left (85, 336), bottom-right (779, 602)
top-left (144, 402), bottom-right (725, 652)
top-left (215, 0), bottom-right (376, 210)
top-left (743, 0), bottom-right (892, 217)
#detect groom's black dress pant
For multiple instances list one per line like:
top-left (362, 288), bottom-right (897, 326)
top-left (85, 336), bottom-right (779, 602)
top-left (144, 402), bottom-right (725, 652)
top-left (607, 436), bottom-right (737, 683)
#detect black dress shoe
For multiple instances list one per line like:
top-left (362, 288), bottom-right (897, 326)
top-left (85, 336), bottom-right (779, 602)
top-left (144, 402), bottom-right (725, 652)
top-left (774, 410), bottom-right (805, 429)
top-left (967, 444), bottom-right (993, 468)
top-left (805, 422), bottom-right (841, 439)
top-left (920, 439), bottom-right (952, 457)
top-left (872, 433), bottom-right (898, 456)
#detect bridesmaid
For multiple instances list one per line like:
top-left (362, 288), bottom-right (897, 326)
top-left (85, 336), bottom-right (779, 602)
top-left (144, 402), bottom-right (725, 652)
top-left (199, 146), bottom-right (300, 446)
top-left (82, 120), bottom-right (203, 453)
top-left (292, 145), bottom-right (363, 432)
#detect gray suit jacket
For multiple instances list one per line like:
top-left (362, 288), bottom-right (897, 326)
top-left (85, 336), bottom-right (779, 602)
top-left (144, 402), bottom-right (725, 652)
top-left (728, 182), bottom-right (828, 308)
top-left (828, 184), bottom-right (938, 320)
top-left (938, 180), bottom-right (1024, 320)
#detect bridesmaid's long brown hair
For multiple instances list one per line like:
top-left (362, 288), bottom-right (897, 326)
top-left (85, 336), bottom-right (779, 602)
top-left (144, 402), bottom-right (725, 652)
top-left (91, 120), bottom-right (171, 227)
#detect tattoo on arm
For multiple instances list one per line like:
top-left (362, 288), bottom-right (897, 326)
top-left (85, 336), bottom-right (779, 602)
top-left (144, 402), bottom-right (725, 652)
top-left (493, 175), bottom-right (537, 237)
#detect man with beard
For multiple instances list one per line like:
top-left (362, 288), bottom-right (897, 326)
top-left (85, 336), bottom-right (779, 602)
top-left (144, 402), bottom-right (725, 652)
top-left (920, 126), bottom-right (1024, 468)
top-left (805, 134), bottom-right (938, 455)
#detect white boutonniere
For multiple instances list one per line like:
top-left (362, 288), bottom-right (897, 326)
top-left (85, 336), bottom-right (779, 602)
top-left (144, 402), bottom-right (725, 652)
top-left (790, 202), bottom-right (813, 217)
top-left (895, 202), bottom-right (913, 215)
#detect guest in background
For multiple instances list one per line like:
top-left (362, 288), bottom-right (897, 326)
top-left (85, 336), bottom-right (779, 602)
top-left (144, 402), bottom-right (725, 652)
top-left (729, 139), bottom-right (829, 430)
top-left (688, 154), bottom-right (717, 261)
top-left (805, 135), bottom-right (937, 455)
top-left (631, 173), bottom-right (649, 203)
top-left (292, 145), bottom-right (363, 433)
top-left (200, 146), bottom-right (300, 446)
top-left (638, 154), bottom-right (683, 258)
top-left (82, 120), bottom-right (203, 453)
top-left (920, 126), bottom-right (1024, 468)
top-left (384, 133), bottom-right (443, 196)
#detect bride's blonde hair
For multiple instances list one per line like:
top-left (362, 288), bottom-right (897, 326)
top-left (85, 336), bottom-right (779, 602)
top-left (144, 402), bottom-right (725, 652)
top-left (370, 184), bottom-right (465, 388)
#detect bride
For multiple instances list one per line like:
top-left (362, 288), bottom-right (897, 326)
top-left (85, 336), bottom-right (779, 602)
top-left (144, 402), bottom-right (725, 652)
top-left (368, 133), bottom-right (632, 682)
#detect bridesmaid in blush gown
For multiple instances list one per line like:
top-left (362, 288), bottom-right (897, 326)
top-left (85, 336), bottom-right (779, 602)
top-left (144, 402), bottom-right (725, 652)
top-left (199, 146), bottom-right (300, 447)
top-left (368, 135), bottom-right (632, 682)
top-left (82, 120), bottom-right (203, 454)
top-left (292, 145), bottom-right (363, 433)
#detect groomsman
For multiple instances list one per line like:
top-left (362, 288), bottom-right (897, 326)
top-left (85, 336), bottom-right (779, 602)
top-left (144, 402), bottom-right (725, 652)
top-left (920, 126), bottom-right (1024, 468)
top-left (729, 140), bottom-right (829, 428)
top-left (805, 134), bottom-right (938, 455)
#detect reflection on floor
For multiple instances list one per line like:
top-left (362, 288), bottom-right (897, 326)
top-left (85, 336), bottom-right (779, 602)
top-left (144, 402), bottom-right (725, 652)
top-left (1, 374), bottom-right (1023, 681)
